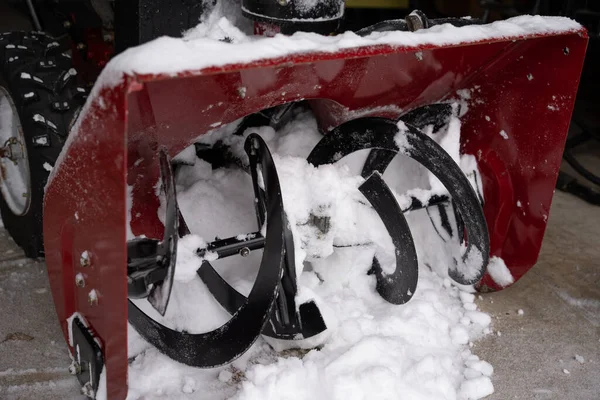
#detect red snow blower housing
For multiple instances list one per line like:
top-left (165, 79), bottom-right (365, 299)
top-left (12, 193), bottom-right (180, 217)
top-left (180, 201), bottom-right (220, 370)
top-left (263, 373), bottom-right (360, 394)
top-left (0, 1), bottom-right (587, 398)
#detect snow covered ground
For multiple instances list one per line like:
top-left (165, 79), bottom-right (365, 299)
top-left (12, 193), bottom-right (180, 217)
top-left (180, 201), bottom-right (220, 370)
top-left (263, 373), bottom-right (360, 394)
top-left (126, 104), bottom-right (496, 400)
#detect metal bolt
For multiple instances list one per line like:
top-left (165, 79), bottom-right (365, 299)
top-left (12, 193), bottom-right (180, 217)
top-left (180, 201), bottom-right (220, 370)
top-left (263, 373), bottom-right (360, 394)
top-left (88, 290), bottom-right (98, 306)
top-left (405, 10), bottom-right (429, 32)
top-left (75, 273), bottom-right (85, 288)
top-left (239, 247), bottom-right (250, 257)
top-left (68, 361), bottom-right (81, 375)
top-left (81, 382), bottom-right (95, 398)
top-left (237, 86), bottom-right (247, 99)
top-left (80, 251), bottom-right (90, 267)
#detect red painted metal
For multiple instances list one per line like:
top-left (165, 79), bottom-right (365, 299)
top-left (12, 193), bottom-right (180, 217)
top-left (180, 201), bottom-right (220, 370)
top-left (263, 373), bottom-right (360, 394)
top-left (43, 28), bottom-right (587, 398)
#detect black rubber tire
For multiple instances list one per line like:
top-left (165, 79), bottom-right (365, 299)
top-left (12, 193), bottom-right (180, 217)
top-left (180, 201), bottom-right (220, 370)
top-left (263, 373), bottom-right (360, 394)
top-left (0, 32), bottom-right (86, 258)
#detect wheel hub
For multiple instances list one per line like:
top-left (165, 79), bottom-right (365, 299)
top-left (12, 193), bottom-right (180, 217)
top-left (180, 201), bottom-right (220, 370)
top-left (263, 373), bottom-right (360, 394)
top-left (0, 86), bottom-right (31, 216)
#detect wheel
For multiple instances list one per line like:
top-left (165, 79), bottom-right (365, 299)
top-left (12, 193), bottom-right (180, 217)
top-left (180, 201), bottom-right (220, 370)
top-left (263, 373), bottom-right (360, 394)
top-left (0, 32), bottom-right (86, 258)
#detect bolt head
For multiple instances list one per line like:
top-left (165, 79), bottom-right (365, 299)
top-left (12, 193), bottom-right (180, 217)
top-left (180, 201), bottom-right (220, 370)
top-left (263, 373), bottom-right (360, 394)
top-left (68, 361), bottom-right (81, 375)
top-left (80, 251), bottom-right (91, 267)
top-left (75, 274), bottom-right (85, 288)
top-left (88, 290), bottom-right (98, 306)
top-left (240, 247), bottom-right (251, 257)
top-left (81, 382), bottom-right (95, 398)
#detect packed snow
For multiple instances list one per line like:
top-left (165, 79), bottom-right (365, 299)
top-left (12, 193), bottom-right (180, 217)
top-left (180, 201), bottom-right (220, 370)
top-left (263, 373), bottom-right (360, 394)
top-left (126, 102), bottom-right (497, 399)
top-left (98, 15), bottom-right (581, 88)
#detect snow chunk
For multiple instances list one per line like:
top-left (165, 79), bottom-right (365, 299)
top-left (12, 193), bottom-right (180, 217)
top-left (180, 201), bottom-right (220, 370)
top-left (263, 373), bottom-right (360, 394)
top-left (181, 377), bottom-right (196, 394)
top-left (465, 311), bottom-right (492, 327)
top-left (174, 235), bottom-right (209, 282)
top-left (518, 309), bottom-right (524, 315)
top-left (487, 256), bottom-right (514, 287)
top-left (457, 88), bottom-right (472, 99)
top-left (218, 370), bottom-right (233, 382)
top-left (575, 354), bottom-right (585, 364)
top-left (43, 162), bottom-right (53, 172)
top-left (172, 144), bottom-right (197, 165)
top-left (394, 121), bottom-right (412, 154)
top-left (460, 376), bottom-right (494, 399)
top-left (499, 130), bottom-right (509, 140)
top-left (466, 359), bottom-right (494, 376)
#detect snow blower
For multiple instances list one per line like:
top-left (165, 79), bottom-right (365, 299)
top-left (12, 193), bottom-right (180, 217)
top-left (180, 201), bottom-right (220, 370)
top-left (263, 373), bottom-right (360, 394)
top-left (0, 0), bottom-right (587, 398)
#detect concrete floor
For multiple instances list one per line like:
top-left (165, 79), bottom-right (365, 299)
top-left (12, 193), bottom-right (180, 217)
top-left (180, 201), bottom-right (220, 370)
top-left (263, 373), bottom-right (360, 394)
top-left (475, 190), bottom-right (600, 400)
top-left (0, 233), bottom-right (83, 400)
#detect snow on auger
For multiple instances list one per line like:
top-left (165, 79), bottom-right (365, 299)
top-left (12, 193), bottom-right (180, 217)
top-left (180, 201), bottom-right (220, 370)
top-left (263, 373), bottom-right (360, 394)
top-left (0, 0), bottom-right (587, 398)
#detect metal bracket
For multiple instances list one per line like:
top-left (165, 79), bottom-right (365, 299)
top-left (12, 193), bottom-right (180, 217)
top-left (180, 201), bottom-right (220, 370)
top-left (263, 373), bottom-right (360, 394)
top-left (70, 317), bottom-right (104, 399)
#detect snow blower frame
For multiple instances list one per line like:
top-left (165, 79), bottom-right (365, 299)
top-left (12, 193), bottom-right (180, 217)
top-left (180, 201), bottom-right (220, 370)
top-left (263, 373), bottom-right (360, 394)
top-left (0, 1), bottom-right (588, 399)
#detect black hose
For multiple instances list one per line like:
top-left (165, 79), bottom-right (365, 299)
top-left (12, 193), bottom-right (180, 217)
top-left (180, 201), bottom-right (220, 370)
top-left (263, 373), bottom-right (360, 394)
top-left (356, 15), bottom-right (483, 37)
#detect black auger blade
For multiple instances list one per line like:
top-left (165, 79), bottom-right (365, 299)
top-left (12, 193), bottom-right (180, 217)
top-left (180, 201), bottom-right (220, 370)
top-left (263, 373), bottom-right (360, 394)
top-left (362, 104), bottom-right (455, 180)
top-left (198, 133), bottom-right (327, 342)
top-left (147, 150), bottom-right (179, 316)
top-left (308, 117), bottom-right (490, 287)
top-left (359, 172), bottom-right (418, 304)
top-left (128, 136), bottom-right (288, 368)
